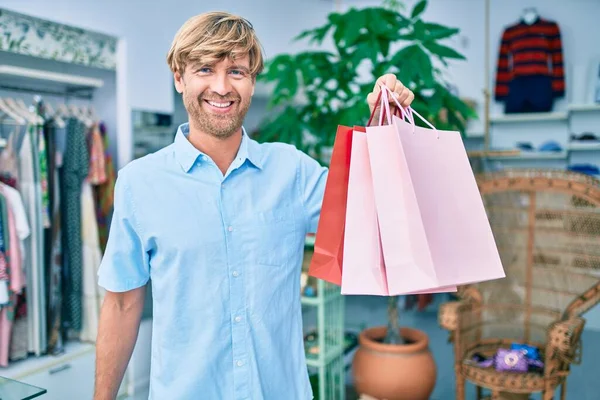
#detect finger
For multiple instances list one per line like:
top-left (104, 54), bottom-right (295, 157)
top-left (367, 92), bottom-right (378, 108)
top-left (397, 88), bottom-right (410, 105)
top-left (392, 80), bottom-right (405, 95)
top-left (384, 74), bottom-right (397, 92)
top-left (402, 91), bottom-right (415, 107)
top-left (374, 73), bottom-right (396, 92)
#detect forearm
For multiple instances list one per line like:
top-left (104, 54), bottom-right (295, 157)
top-left (94, 289), bottom-right (145, 400)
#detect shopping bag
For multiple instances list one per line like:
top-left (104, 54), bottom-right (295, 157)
top-left (341, 126), bottom-right (389, 295)
top-left (358, 87), bottom-right (450, 294)
top-left (374, 85), bottom-right (505, 290)
top-left (340, 90), bottom-right (454, 295)
top-left (308, 125), bottom-right (354, 285)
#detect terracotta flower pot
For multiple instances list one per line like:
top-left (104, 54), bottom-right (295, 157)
top-left (352, 326), bottom-right (436, 400)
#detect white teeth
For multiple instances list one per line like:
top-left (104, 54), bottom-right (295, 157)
top-left (207, 101), bottom-right (232, 108)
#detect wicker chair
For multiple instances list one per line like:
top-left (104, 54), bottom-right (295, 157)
top-left (439, 169), bottom-right (600, 400)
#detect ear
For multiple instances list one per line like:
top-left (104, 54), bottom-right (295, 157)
top-left (174, 71), bottom-right (184, 94)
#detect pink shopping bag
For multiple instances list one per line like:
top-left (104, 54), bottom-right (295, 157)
top-left (341, 126), bottom-right (389, 295)
top-left (341, 89), bottom-right (457, 295)
top-left (369, 85), bottom-right (505, 292)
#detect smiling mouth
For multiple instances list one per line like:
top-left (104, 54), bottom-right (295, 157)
top-left (204, 100), bottom-right (234, 108)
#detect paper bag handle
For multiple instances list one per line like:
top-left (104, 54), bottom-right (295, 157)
top-left (366, 84), bottom-right (403, 127)
top-left (380, 85), bottom-right (439, 138)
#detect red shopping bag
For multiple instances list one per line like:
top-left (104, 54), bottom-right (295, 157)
top-left (307, 125), bottom-right (354, 284)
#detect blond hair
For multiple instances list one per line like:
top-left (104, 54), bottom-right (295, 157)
top-left (167, 12), bottom-right (264, 78)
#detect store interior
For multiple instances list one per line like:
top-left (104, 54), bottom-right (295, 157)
top-left (0, 0), bottom-right (599, 399)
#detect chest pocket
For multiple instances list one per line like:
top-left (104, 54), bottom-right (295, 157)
top-left (238, 206), bottom-right (299, 267)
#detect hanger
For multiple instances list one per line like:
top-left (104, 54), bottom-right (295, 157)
top-left (4, 97), bottom-right (38, 125)
top-left (87, 105), bottom-right (98, 122)
top-left (0, 98), bottom-right (27, 125)
top-left (16, 98), bottom-right (44, 125)
top-left (45, 102), bottom-right (66, 129)
top-left (68, 104), bottom-right (93, 128)
top-left (522, 7), bottom-right (539, 25)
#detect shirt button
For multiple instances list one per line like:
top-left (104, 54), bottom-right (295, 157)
top-left (234, 316), bottom-right (242, 323)
top-left (232, 271), bottom-right (239, 277)
top-left (227, 226), bottom-right (233, 232)
top-left (236, 360), bottom-right (244, 367)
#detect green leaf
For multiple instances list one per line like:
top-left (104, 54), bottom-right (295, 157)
top-left (422, 22), bottom-right (460, 40)
top-left (413, 45), bottom-right (434, 86)
top-left (411, 0), bottom-right (428, 19)
top-left (423, 41), bottom-right (466, 60)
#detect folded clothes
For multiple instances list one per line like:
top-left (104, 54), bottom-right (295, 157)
top-left (469, 346), bottom-right (544, 373)
top-left (515, 141), bottom-right (534, 151)
top-left (568, 164), bottom-right (600, 176)
top-left (538, 140), bottom-right (563, 152)
top-left (570, 132), bottom-right (599, 142)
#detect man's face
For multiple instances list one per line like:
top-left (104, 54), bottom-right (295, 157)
top-left (174, 55), bottom-right (255, 139)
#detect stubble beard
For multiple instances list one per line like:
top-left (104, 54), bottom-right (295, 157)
top-left (185, 90), bottom-right (251, 140)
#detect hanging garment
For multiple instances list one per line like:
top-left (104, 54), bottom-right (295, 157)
top-left (0, 194), bottom-right (9, 305)
top-left (87, 123), bottom-right (107, 185)
top-left (46, 177), bottom-right (63, 354)
top-left (47, 142), bottom-right (64, 355)
top-left (94, 123), bottom-right (115, 253)
top-left (494, 17), bottom-right (565, 112)
top-left (60, 118), bottom-right (89, 332)
top-left (38, 125), bottom-right (50, 229)
top-left (17, 124), bottom-right (46, 356)
top-left (79, 181), bottom-right (104, 342)
top-left (0, 192), bottom-right (26, 366)
top-left (0, 183), bottom-right (30, 363)
top-left (0, 129), bottom-right (21, 189)
top-left (0, 183), bottom-right (30, 269)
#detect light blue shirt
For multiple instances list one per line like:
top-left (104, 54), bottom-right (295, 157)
top-left (98, 123), bottom-right (328, 400)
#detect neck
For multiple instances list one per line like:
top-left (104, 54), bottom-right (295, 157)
top-left (187, 120), bottom-right (243, 175)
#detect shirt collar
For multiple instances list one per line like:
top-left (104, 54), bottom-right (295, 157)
top-left (174, 122), bottom-right (263, 173)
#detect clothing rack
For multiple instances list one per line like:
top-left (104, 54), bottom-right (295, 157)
top-left (0, 63), bottom-right (112, 367)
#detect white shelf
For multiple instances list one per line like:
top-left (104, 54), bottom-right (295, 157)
top-left (486, 150), bottom-right (568, 160)
top-left (567, 103), bottom-right (600, 112)
top-left (568, 142), bottom-right (600, 151)
top-left (465, 130), bottom-right (485, 138)
top-left (0, 65), bottom-right (104, 88)
top-left (490, 112), bottom-right (568, 123)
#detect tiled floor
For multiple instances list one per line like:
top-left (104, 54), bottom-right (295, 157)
top-left (322, 295), bottom-right (600, 400)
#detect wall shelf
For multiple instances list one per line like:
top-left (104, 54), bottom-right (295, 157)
top-left (567, 103), bottom-right (600, 112)
top-left (490, 111), bottom-right (569, 123)
top-left (568, 142), bottom-right (600, 151)
top-left (0, 65), bottom-right (104, 88)
top-left (485, 150), bottom-right (568, 160)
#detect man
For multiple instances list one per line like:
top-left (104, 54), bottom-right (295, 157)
top-left (94, 11), bottom-right (414, 400)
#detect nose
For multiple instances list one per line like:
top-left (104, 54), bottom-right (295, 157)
top-left (209, 71), bottom-right (233, 97)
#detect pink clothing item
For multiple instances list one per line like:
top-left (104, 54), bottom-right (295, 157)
top-left (0, 253), bottom-right (7, 281)
top-left (87, 123), bottom-right (107, 185)
top-left (6, 204), bottom-right (24, 294)
top-left (0, 307), bottom-right (12, 367)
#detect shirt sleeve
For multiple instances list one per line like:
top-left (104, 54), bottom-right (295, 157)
top-left (97, 170), bottom-right (150, 292)
top-left (297, 150), bottom-right (328, 234)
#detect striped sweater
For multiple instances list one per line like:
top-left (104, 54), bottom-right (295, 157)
top-left (495, 18), bottom-right (565, 101)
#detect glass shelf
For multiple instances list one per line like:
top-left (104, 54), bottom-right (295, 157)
top-left (0, 376), bottom-right (46, 400)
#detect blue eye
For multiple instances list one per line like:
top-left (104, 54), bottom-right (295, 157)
top-left (196, 67), bottom-right (211, 74)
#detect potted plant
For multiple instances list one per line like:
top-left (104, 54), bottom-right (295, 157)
top-left (255, 1), bottom-right (474, 399)
top-left (255, 0), bottom-right (476, 165)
